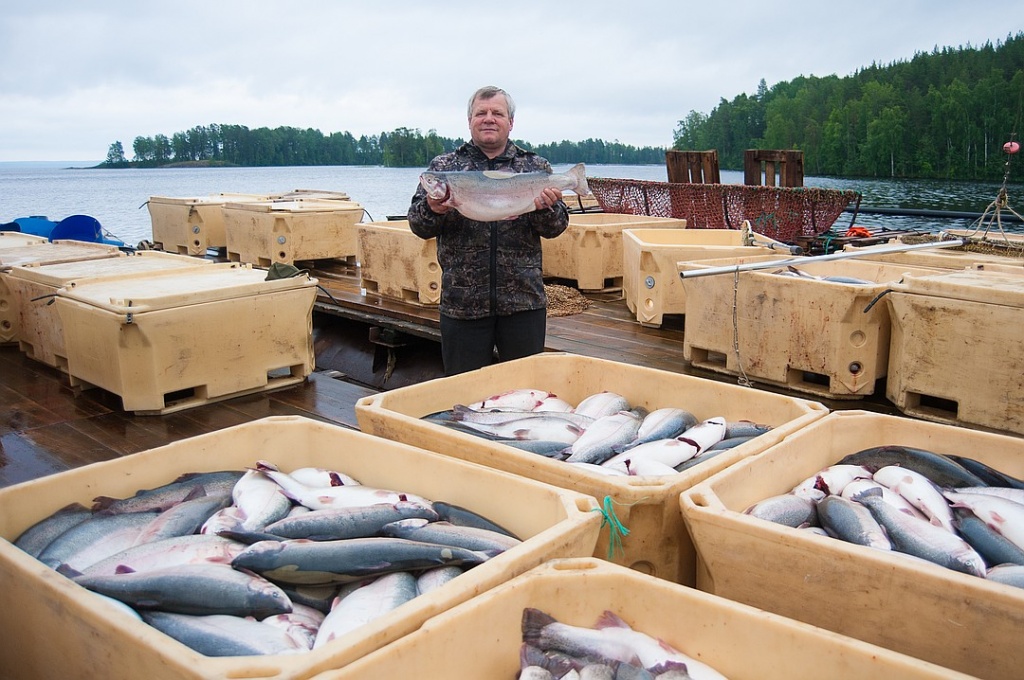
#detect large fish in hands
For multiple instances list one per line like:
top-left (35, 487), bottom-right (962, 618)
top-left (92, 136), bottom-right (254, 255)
top-left (419, 162), bottom-right (590, 221)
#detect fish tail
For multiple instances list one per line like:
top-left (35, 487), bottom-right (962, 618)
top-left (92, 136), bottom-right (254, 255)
top-left (569, 163), bottom-right (590, 196)
top-left (521, 607), bottom-right (557, 645)
top-left (594, 609), bottom-right (631, 630)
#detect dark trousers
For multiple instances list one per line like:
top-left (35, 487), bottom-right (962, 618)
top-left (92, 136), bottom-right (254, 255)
top-left (440, 308), bottom-right (547, 375)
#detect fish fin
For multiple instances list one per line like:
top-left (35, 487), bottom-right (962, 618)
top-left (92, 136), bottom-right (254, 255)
top-left (521, 608), bottom-right (557, 644)
top-left (254, 460), bottom-right (280, 472)
top-left (328, 472), bottom-right (345, 487)
top-left (849, 486), bottom-right (883, 503)
top-left (56, 563), bottom-right (83, 579)
top-left (181, 486), bottom-right (207, 502)
top-left (114, 564), bottom-right (137, 574)
top-left (594, 610), bottom-right (631, 630)
top-left (450, 404), bottom-right (473, 421)
top-left (90, 496), bottom-right (119, 512)
top-left (649, 660), bottom-right (689, 675)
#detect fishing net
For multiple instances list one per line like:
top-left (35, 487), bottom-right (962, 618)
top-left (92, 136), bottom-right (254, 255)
top-left (587, 178), bottom-right (861, 243)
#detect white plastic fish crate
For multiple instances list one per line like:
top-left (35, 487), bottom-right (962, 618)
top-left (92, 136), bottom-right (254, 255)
top-left (542, 213), bottom-right (686, 291)
top-left (148, 193), bottom-right (271, 256)
top-left (0, 415), bottom-right (602, 680)
top-left (354, 353), bottom-right (827, 585)
top-left (356, 220), bottom-right (440, 306)
top-left (681, 255), bottom-right (940, 399)
top-left (53, 263), bottom-right (317, 415)
top-left (6, 251), bottom-right (211, 372)
top-left (679, 410), bottom-right (1024, 679)
top-left (0, 231), bottom-right (49, 251)
top-left (223, 199), bottom-right (365, 266)
top-left (885, 268), bottom-right (1024, 435)
top-left (0, 240), bottom-right (123, 344)
top-left (622, 224), bottom-right (782, 327)
top-left (311, 558), bottom-right (967, 680)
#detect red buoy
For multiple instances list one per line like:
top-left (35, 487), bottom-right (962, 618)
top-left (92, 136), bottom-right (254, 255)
top-left (1004, 141), bottom-right (1021, 154)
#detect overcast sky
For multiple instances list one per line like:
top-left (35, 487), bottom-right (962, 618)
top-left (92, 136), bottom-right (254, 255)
top-left (1, 1), bottom-right (1021, 161)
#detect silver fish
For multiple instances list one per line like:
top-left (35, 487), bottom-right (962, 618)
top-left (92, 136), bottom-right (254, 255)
top-left (451, 404), bottom-right (595, 429)
top-left (419, 163), bottom-right (589, 222)
top-left (791, 464), bottom-right (873, 500)
top-left (141, 611), bottom-right (306, 657)
top-left (467, 388), bottom-right (556, 411)
top-left (594, 610), bottom-right (727, 678)
top-left (600, 438), bottom-right (699, 474)
top-left (987, 564), bottom-right (1024, 589)
top-left (573, 391), bottom-right (631, 420)
top-left (380, 518), bottom-right (521, 555)
top-left (231, 537), bottom-right (490, 584)
top-left (565, 411), bottom-right (643, 465)
top-left (521, 608), bottom-right (641, 667)
top-left (943, 490), bottom-right (1024, 551)
top-left (81, 534), bottom-right (247, 577)
top-left (415, 565), bottom-right (463, 595)
top-left (255, 461), bottom-right (433, 511)
top-left (445, 410), bottom-right (587, 444)
top-left (261, 602), bottom-right (325, 651)
top-left (74, 562), bottom-right (293, 618)
top-left (231, 469), bottom-right (294, 532)
top-left (853, 487), bottom-right (986, 576)
top-left (314, 571), bottom-right (419, 649)
top-left (14, 502), bottom-right (92, 558)
top-left (634, 408), bottom-right (698, 444)
top-left (265, 501), bottom-right (439, 541)
top-left (132, 491), bottom-right (232, 545)
top-left (840, 479), bottom-right (927, 520)
top-left (873, 465), bottom-right (955, 532)
top-left (952, 506), bottom-right (1024, 567)
top-left (91, 471), bottom-right (244, 514)
top-left (744, 494), bottom-right (818, 528)
top-left (816, 495), bottom-right (892, 550)
top-left (37, 510), bottom-right (162, 571)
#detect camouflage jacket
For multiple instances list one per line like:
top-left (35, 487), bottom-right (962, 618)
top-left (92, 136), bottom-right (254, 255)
top-left (407, 141), bottom-right (569, 319)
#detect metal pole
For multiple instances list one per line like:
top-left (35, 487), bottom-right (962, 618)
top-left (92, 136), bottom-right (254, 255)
top-left (678, 238), bottom-right (966, 279)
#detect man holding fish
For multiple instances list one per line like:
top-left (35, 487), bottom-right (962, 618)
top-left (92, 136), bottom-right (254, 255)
top-left (409, 86), bottom-right (588, 375)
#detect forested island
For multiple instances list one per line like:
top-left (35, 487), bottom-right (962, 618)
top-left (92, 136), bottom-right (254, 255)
top-left (100, 127), bottom-right (665, 170)
top-left (101, 32), bottom-right (1024, 182)
top-left (675, 31), bottom-right (1024, 182)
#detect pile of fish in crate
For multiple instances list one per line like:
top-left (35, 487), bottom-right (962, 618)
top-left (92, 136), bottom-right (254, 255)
top-left (0, 416), bottom-right (601, 679)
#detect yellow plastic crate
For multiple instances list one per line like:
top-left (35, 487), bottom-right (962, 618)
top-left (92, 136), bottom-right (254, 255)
top-left (680, 410), bottom-right (1024, 679)
top-left (224, 199), bottom-right (365, 266)
top-left (0, 240), bottom-right (123, 344)
top-left (0, 416), bottom-right (601, 680)
top-left (148, 193), bottom-right (270, 255)
top-left (542, 213), bottom-right (686, 291)
top-left (356, 220), bottom-right (440, 305)
top-left (623, 225), bottom-right (782, 327)
top-left (53, 263), bottom-right (316, 414)
top-left (681, 255), bottom-right (939, 398)
top-left (315, 558), bottom-right (968, 680)
top-left (355, 353), bottom-right (827, 585)
top-left (7, 251), bottom-right (211, 371)
top-left (886, 268), bottom-right (1024, 434)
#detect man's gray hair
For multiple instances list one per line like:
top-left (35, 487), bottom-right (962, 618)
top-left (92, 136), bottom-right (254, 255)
top-left (467, 86), bottom-right (515, 120)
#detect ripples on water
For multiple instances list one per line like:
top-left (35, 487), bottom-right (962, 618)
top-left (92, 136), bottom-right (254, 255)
top-left (1, 162), bottom-right (1021, 246)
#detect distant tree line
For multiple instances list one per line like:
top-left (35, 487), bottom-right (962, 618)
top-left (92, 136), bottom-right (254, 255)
top-left (100, 125), bottom-right (666, 169)
top-left (673, 31), bottom-right (1024, 181)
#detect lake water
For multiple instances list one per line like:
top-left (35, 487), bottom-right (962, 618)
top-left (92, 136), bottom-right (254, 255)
top-left (2, 161), bottom-right (1021, 246)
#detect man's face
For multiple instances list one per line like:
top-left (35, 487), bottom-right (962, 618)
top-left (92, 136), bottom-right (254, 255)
top-left (469, 94), bottom-right (513, 154)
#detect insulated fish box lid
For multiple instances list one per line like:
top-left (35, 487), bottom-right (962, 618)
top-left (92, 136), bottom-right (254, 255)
top-left (0, 232), bottom-right (49, 251)
top-left (56, 262), bottom-right (316, 314)
top-left (0, 240), bottom-right (122, 267)
top-left (8, 250), bottom-right (210, 288)
top-left (317, 558), bottom-right (970, 680)
top-left (147, 193), bottom-right (270, 207)
top-left (222, 199), bottom-right (364, 215)
top-left (892, 268), bottom-right (1024, 307)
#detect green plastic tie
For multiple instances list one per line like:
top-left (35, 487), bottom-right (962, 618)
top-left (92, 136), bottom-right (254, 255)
top-left (592, 495), bottom-right (631, 560)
